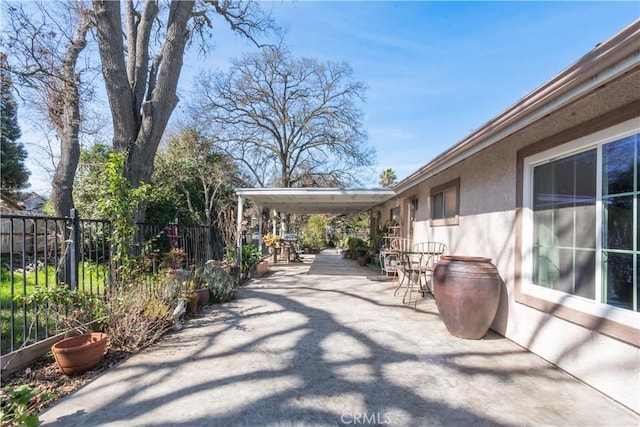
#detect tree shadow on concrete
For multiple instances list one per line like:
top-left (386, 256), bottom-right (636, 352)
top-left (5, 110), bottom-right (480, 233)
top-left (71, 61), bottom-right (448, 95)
top-left (42, 256), bottom-right (637, 427)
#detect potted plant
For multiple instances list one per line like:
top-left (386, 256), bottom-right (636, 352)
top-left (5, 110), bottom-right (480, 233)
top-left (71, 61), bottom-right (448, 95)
top-left (193, 268), bottom-right (215, 306)
top-left (224, 248), bottom-right (240, 277)
top-left (23, 286), bottom-right (107, 376)
top-left (194, 282), bottom-right (210, 307)
top-left (345, 236), bottom-right (367, 260)
top-left (356, 242), bottom-right (370, 266)
top-left (176, 280), bottom-right (199, 314)
top-left (241, 244), bottom-right (262, 278)
top-left (262, 233), bottom-right (282, 249)
top-left (262, 233), bottom-right (282, 262)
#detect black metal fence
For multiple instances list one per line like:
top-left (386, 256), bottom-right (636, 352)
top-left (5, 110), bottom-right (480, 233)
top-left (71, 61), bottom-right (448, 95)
top-left (0, 210), bottom-right (221, 355)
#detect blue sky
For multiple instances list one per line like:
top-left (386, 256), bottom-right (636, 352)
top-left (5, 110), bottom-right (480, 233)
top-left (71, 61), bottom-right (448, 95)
top-left (18, 1), bottom-right (640, 192)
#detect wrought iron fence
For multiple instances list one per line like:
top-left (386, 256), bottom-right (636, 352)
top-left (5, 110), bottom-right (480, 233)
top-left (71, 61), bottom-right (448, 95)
top-left (0, 210), bottom-right (221, 356)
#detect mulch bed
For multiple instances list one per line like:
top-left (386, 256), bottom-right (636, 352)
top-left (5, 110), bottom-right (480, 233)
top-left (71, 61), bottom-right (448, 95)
top-left (1, 346), bottom-right (131, 415)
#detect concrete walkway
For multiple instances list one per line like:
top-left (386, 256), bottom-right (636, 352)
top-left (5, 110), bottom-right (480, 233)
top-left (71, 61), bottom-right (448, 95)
top-left (40, 251), bottom-right (639, 426)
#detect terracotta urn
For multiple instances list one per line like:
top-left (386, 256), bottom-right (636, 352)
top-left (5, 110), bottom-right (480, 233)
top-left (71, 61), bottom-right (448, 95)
top-left (433, 256), bottom-right (501, 339)
top-left (51, 332), bottom-right (108, 376)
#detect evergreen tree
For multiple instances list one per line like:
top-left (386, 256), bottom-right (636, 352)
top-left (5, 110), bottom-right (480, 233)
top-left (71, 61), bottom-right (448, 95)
top-left (379, 168), bottom-right (397, 188)
top-left (1, 55), bottom-right (30, 193)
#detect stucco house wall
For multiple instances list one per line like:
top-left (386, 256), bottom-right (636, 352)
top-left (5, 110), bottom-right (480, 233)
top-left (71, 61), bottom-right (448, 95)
top-left (374, 22), bottom-right (640, 412)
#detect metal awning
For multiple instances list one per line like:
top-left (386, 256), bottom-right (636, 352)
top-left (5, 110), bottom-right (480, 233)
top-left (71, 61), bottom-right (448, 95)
top-left (232, 187), bottom-right (396, 271)
top-left (235, 187), bottom-right (396, 215)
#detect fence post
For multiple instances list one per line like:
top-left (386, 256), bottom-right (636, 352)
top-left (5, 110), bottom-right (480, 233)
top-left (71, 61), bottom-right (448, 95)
top-left (68, 208), bottom-right (80, 290)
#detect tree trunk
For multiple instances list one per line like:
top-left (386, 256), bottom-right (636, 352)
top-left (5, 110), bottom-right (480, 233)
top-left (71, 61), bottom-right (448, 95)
top-left (93, 0), bottom-right (193, 195)
top-left (48, 8), bottom-right (91, 218)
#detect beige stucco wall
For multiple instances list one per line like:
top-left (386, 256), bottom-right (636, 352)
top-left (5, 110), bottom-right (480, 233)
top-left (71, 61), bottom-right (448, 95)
top-left (375, 68), bottom-right (640, 412)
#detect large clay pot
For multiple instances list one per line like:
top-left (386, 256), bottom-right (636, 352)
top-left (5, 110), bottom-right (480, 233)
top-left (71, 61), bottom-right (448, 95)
top-left (433, 256), bottom-right (501, 339)
top-left (51, 332), bottom-right (108, 376)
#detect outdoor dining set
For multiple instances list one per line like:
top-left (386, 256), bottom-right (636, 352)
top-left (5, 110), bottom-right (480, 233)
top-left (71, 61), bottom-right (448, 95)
top-left (379, 238), bottom-right (448, 308)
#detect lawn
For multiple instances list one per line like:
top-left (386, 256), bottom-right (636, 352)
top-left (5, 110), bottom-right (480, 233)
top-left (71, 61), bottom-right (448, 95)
top-left (0, 263), bottom-right (108, 355)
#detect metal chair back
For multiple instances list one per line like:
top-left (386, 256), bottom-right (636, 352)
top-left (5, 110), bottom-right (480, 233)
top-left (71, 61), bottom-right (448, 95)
top-left (413, 241), bottom-right (447, 270)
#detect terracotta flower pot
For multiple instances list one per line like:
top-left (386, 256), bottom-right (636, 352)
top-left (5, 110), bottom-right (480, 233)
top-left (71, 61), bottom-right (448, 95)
top-left (51, 332), bottom-right (108, 376)
top-left (195, 288), bottom-right (210, 306)
top-left (433, 256), bottom-right (501, 339)
top-left (187, 292), bottom-right (199, 313)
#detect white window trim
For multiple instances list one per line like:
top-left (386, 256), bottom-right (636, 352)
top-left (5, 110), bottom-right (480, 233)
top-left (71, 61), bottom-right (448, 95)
top-left (521, 118), bottom-right (640, 328)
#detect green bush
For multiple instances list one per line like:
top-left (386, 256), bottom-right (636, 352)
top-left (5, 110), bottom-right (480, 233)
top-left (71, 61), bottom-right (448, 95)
top-left (299, 214), bottom-right (327, 251)
top-left (196, 265), bottom-right (238, 303)
top-left (344, 236), bottom-right (367, 258)
top-left (241, 244), bottom-right (261, 274)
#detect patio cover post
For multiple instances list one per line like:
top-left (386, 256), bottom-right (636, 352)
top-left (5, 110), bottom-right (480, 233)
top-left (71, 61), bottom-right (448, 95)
top-left (258, 204), bottom-right (263, 252)
top-left (272, 210), bottom-right (277, 235)
top-left (236, 195), bottom-right (243, 274)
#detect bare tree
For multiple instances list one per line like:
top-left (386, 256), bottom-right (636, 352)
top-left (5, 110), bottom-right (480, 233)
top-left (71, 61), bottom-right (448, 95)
top-left (190, 46), bottom-right (375, 188)
top-left (91, 0), bottom-right (271, 212)
top-left (2, 1), bottom-right (94, 217)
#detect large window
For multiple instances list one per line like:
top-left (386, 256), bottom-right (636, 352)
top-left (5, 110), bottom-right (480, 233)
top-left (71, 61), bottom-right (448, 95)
top-left (526, 127), bottom-right (639, 313)
top-left (602, 135), bottom-right (638, 310)
top-left (532, 149), bottom-right (597, 299)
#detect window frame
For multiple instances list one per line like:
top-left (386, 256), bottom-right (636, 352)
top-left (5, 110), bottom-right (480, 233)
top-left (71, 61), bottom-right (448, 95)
top-left (389, 206), bottom-right (400, 224)
top-left (517, 117), bottom-right (640, 346)
top-left (430, 178), bottom-right (460, 227)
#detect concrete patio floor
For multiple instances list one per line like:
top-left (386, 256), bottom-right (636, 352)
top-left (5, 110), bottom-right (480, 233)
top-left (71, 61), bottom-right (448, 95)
top-left (40, 250), bottom-right (639, 426)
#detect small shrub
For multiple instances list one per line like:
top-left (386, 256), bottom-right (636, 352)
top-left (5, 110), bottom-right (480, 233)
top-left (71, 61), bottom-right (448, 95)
top-left (299, 214), bottom-right (327, 251)
top-left (22, 285), bottom-right (106, 335)
top-left (0, 384), bottom-right (56, 427)
top-left (196, 265), bottom-right (238, 303)
top-left (241, 244), bottom-right (261, 275)
top-left (103, 272), bottom-right (176, 353)
top-left (161, 248), bottom-right (187, 270)
top-left (344, 236), bottom-right (366, 258)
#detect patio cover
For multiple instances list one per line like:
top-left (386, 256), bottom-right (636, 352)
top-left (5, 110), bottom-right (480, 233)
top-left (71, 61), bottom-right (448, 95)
top-left (233, 187), bottom-right (396, 269)
top-left (235, 187), bottom-right (396, 215)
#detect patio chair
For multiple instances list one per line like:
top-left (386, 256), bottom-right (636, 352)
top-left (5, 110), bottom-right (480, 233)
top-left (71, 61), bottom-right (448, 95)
top-left (389, 237), bottom-right (412, 252)
top-left (412, 241), bottom-right (447, 296)
top-left (398, 251), bottom-right (425, 306)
